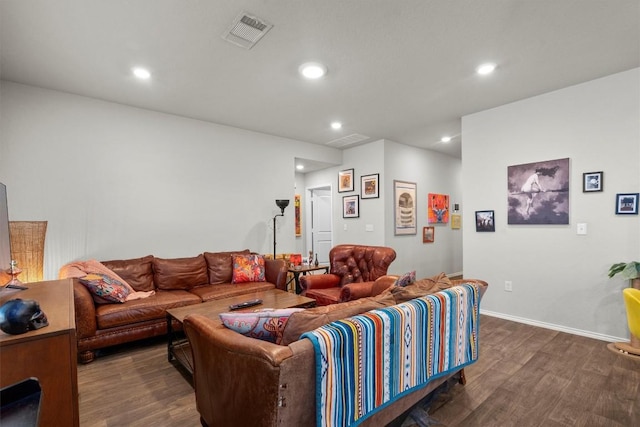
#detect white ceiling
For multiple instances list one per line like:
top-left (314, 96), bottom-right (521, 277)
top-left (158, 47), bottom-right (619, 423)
top-left (1, 0), bottom-right (638, 161)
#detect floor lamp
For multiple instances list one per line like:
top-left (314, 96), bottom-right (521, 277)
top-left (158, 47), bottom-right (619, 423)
top-left (273, 199), bottom-right (289, 259)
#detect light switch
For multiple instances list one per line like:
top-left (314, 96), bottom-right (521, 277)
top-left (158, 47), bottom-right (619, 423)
top-left (365, 224), bottom-right (374, 232)
top-left (577, 223), bottom-right (587, 235)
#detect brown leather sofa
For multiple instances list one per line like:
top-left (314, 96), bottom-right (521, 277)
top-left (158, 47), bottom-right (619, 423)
top-left (184, 277), bottom-right (488, 427)
top-left (300, 244), bottom-right (397, 305)
top-left (60, 250), bottom-right (288, 363)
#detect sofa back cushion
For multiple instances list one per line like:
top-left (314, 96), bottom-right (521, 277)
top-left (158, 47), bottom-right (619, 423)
top-left (153, 254), bottom-right (208, 290)
top-left (280, 292), bottom-right (395, 346)
top-left (389, 272), bottom-right (453, 304)
top-left (102, 255), bottom-right (155, 292)
top-left (204, 250), bottom-right (251, 284)
top-left (329, 244), bottom-right (397, 286)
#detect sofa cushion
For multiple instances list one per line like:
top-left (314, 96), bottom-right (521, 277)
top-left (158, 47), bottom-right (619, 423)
top-left (102, 255), bottom-right (155, 292)
top-left (95, 289), bottom-right (201, 329)
top-left (281, 292), bottom-right (395, 346)
top-left (232, 254), bottom-right (266, 284)
top-left (389, 272), bottom-right (453, 304)
top-left (153, 255), bottom-right (208, 290)
top-left (189, 282), bottom-right (275, 302)
top-left (79, 273), bottom-right (130, 304)
top-left (219, 308), bottom-right (305, 344)
top-left (204, 250), bottom-right (251, 284)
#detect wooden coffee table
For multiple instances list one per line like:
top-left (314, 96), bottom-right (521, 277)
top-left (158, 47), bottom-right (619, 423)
top-left (166, 289), bottom-right (315, 375)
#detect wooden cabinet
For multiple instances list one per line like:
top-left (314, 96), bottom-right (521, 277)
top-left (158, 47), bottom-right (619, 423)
top-left (0, 279), bottom-right (79, 426)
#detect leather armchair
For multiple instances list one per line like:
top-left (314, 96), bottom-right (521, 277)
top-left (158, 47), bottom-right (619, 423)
top-left (301, 244), bottom-right (396, 305)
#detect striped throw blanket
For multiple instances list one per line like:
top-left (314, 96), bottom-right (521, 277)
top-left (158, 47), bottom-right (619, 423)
top-left (302, 283), bottom-right (480, 427)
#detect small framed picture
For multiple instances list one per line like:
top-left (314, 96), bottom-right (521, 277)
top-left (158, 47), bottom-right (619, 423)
top-left (615, 193), bottom-right (639, 215)
top-left (583, 171), bottom-right (603, 192)
top-left (361, 173), bottom-right (380, 199)
top-left (451, 214), bottom-right (461, 230)
top-left (343, 195), bottom-right (359, 218)
top-left (475, 210), bottom-right (495, 232)
top-left (338, 168), bottom-right (354, 193)
top-left (423, 226), bottom-right (435, 243)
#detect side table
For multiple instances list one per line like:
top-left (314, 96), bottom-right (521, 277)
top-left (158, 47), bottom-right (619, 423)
top-left (287, 264), bottom-right (329, 294)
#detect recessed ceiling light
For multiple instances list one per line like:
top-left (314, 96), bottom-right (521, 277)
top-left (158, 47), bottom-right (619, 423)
top-left (296, 164), bottom-right (304, 170)
top-left (476, 63), bottom-right (496, 75)
top-left (331, 121), bottom-right (342, 130)
top-left (441, 136), bottom-right (452, 143)
top-left (299, 62), bottom-right (327, 79)
top-left (132, 67), bottom-right (151, 80)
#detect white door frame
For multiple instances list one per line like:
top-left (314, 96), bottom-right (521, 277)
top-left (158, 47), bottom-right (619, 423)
top-left (305, 184), bottom-right (333, 264)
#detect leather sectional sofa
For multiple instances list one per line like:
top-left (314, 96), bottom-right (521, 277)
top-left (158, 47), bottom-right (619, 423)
top-left (60, 250), bottom-right (288, 363)
top-left (184, 275), bottom-right (488, 427)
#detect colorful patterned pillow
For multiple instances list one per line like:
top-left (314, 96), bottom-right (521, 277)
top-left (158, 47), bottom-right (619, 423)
top-left (395, 270), bottom-right (416, 287)
top-left (231, 254), bottom-right (266, 284)
top-left (79, 273), bottom-right (131, 304)
top-left (219, 308), bottom-right (305, 344)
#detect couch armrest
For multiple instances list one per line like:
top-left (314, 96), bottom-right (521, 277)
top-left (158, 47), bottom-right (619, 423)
top-left (73, 279), bottom-right (97, 339)
top-left (183, 314), bottom-right (295, 427)
top-left (265, 258), bottom-right (288, 290)
top-left (452, 278), bottom-right (489, 298)
top-left (339, 282), bottom-right (374, 301)
top-left (300, 273), bottom-right (340, 293)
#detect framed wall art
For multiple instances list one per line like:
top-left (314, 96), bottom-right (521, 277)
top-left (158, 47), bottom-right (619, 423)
top-left (338, 168), bottom-right (354, 193)
top-left (361, 173), bottom-right (380, 199)
top-left (507, 157), bottom-right (569, 224)
top-left (428, 193), bottom-right (450, 224)
top-left (343, 195), bottom-right (359, 218)
top-left (294, 194), bottom-right (301, 236)
top-left (583, 171), bottom-right (603, 192)
top-left (615, 193), bottom-right (639, 215)
top-left (451, 214), bottom-right (461, 230)
top-left (423, 226), bottom-right (434, 243)
top-left (394, 180), bottom-right (416, 235)
top-left (475, 210), bottom-right (495, 232)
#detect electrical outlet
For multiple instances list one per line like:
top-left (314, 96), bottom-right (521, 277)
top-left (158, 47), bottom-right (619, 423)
top-left (504, 281), bottom-right (513, 292)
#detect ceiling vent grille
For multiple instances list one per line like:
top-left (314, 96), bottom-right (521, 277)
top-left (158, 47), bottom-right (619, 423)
top-left (222, 12), bottom-right (273, 49)
top-left (326, 134), bottom-right (371, 148)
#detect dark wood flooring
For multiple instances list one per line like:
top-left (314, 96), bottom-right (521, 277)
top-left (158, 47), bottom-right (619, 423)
top-left (77, 315), bottom-right (639, 426)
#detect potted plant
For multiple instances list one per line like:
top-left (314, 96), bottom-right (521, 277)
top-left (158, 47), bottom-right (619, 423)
top-left (608, 261), bottom-right (640, 357)
top-left (608, 261), bottom-right (640, 289)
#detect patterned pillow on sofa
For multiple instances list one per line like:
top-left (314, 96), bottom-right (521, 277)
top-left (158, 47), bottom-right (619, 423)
top-left (219, 308), bottom-right (304, 344)
top-left (395, 270), bottom-right (416, 287)
top-left (231, 254), bottom-right (266, 283)
top-left (79, 273), bottom-right (131, 304)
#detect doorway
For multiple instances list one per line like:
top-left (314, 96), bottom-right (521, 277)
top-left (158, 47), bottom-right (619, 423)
top-left (306, 186), bottom-right (332, 264)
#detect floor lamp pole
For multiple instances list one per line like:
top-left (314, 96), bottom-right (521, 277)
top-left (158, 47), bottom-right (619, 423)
top-left (273, 213), bottom-right (284, 259)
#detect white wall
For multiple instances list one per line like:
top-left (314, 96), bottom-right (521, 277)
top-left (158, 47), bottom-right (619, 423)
top-left (462, 68), bottom-right (640, 341)
top-left (0, 82), bottom-right (342, 279)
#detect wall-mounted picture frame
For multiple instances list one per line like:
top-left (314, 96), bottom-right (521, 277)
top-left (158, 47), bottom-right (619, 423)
top-left (615, 193), bottom-right (639, 215)
top-left (423, 226), bottom-right (434, 243)
top-left (394, 180), bottom-right (417, 235)
top-left (475, 210), bottom-right (495, 232)
top-left (294, 194), bottom-right (301, 236)
top-left (428, 193), bottom-right (450, 224)
top-left (338, 168), bottom-right (354, 193)
top-left (361, 173), bottom-right (380, 199)
top-left (451, 214), bottom-right (461, 230)
top-left (507, 157), bottom-right (569, 224)
top-left (583, 171), bottom-right (603, 192)
top-left (343, 195), bottom-right (359, 218)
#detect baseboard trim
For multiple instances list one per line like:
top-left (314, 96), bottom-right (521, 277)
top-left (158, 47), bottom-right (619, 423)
top-left (446, 271), bottom-right (463, 279)
top-left (480, 309), bottom-right (625, 343)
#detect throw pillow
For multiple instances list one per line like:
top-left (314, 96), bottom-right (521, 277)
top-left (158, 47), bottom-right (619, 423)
top-left (395, 270), bottom-right (416, 287)
top-left (79, 273), bottom-right (131, 304)
top-left (231, 254), bottom-right (266, 284)
top-left (219, 308), bottom-right (304, 344)
top-left (390, 272), bottom-right (453, 304)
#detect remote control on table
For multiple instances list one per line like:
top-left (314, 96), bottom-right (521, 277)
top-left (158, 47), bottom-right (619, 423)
top-left (229, 299), bottom-right (262, 310)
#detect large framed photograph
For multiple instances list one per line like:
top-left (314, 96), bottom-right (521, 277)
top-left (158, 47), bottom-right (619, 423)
top-left (343, 195), bottom-right (359, 218)
top-left (583, 171), bottom-right (603, 192)
top-left (508, 157), bottom-right (569, 224)
top-left (394, 180), bottom-right (417, 235)
top-left (475, 210), bottom-right (495, 232)
top-left (423, 226), bottom-right (434, 243)
top-left (361, 173), bottom-right (380, 199)
top-left (338, 168), bottom-right (354, 193)
top-left (615, 193), bottom-right (639, 215)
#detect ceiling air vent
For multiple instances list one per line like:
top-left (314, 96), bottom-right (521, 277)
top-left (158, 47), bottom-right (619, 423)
top-left (326, 134), bottom-right (371, 148)
top-left (222, 12), bottom-right (273, 49)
